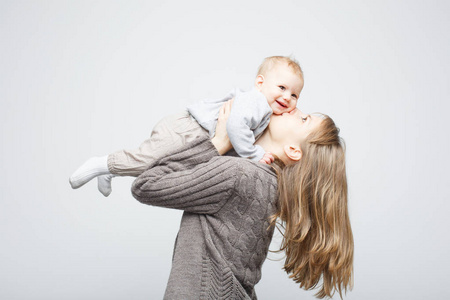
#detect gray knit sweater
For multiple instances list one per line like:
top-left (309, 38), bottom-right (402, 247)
top-left (132, 136), bottom-right (278, 299)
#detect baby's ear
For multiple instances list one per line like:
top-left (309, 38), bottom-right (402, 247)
top-left (283, 145), bottom-right (302, 161)
top-left (255, 75), bottom-right (265, 90)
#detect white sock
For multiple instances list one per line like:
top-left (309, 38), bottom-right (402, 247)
top-left (69, 156), bottom-right (110, 189)
top-left (98, 174), bottom-right (115, 197)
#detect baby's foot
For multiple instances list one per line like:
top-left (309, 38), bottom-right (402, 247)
top-left (69, 156), bottom-right (109, 189)
top-left (98, 174), bottom-right (114, 197)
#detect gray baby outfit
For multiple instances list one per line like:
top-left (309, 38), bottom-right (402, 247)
top-left (108, 88), bottom-right (272, 175)
top-left (132, 136), bottom-right (278, 299)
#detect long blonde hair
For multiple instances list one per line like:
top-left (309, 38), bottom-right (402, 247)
top-left (271, 116), bottom-right (354, 299)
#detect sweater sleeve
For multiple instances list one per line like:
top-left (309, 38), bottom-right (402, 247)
top-left (131, 136), bottom-right (239, 214)
top-left (226, 89), bottom-right (272, 161)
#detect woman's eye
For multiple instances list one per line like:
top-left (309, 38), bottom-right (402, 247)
top-left (279, 86), bottom-right (285, 90)
top-left (301, 117), bottom-right (307, 122)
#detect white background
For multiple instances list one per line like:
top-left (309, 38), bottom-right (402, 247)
top-left (1, 1), bottom-right (450, 299)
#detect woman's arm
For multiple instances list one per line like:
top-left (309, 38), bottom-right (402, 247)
top-left (131, 136), bottom-right (238, 214)
top-left (132, 100), bottom-right (237, 214)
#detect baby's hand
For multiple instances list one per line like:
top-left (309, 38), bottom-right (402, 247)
top-left (259, 152), bottom-right (274, 165)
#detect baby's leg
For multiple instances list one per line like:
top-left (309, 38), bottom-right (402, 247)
top-left (107, 111), bottom-right (207, 176)
top-left (97, 174), bottom-right (115, 197)
top-left (69, 156), bottom-right (114, 196)
top-left (70, 111), bottom-right (207, 196)
top-left (69, 156), bottom-right (110, 190)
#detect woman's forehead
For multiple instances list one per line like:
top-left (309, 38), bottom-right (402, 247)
top-left (311, 112), bottom-right (326, 119)
top-left (309, 114), bottom-right (324, 129)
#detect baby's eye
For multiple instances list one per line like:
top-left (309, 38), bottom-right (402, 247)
top-left (279, 86), bottom-right (286, 91)
top-left (301, 117), bottom-right (307, 122)
top-left (291, 94), bottom-right (298, 99)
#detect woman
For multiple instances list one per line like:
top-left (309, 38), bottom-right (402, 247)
top-left (132, 103), bottom-right (353, 299)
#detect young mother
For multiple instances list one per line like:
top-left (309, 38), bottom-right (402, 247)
top-left (132, 102), bottom-right (354, 299)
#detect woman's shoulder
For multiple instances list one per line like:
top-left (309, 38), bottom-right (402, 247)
top-left (213, 156), bottom-right (278, 188)
top-left (217, 157), bottom-right (278, 220)
top-left (211, 156), bottom-right (278, 213)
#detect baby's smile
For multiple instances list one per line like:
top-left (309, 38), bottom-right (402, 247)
top-left (275, 100), bottom-right (288, 108)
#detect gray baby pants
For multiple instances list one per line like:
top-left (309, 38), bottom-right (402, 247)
top-left (107, 110), bottom-right (208, 176)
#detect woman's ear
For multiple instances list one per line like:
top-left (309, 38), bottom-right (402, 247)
top-left (283, 145), bottom-right (302, 161)
top-left (255, 75), bottom-right (264, 90)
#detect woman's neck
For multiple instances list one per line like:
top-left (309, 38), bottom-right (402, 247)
top-left (255, 132), bottom-right (272, 151)
top-left (256, 132), bottom-right (288, 164)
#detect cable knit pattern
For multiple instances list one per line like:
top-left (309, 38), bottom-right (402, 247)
top-left (132, 136), bottom-right (278, 299)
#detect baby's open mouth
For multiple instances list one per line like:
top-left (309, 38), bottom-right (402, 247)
top-left (276, 100), bottom-right (287, 108)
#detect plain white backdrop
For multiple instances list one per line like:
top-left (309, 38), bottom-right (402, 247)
top-left (1, 1), bottom-right (450, 299)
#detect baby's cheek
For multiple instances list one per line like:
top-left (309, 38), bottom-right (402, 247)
top-left (290, 101), bottom-right (298, 110)
top-left (289, 108), bottom-right (298, 114)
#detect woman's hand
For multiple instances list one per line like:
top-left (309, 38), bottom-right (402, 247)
top-left (211, 98), bottom-right (234, 155)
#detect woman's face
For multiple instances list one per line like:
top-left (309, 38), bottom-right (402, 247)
top-left (268, 108), bottom-right (323, 147)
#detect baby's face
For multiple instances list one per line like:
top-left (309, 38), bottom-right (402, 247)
top-left (256, 63), bottom-right (303, 115)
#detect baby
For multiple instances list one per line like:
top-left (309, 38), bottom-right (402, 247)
top-left (70, 56), bottom-right (304, 196)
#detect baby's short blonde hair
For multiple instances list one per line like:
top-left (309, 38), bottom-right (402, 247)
top-left (257, 56), bottom-right (303, 78)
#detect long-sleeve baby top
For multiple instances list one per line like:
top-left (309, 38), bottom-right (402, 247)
top-left (132, 136), bottom-right (278, 299)
top-left (187, 88), bottom-right (272, 161)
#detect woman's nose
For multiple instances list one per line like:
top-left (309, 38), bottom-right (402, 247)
top-left (297, 110), bottom-right (307, 117)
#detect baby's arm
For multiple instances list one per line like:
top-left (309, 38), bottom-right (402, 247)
top-left (226, 90), bottom-right (271, 161)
